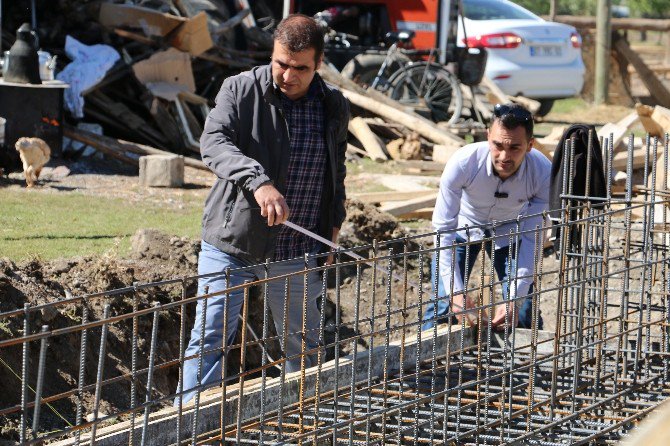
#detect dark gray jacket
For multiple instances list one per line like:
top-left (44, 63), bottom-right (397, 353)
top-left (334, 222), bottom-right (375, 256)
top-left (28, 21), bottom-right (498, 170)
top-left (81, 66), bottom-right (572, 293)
top-left (200, 64), bottom-right (349, 263)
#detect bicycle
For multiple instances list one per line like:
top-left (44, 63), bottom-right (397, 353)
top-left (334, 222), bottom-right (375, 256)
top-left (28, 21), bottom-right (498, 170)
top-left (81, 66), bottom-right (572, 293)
top-left (341, 31), bottom-right (464, 125)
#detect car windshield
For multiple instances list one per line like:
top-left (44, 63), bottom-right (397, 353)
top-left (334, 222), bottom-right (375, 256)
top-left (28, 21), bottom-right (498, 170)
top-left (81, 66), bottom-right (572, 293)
top-left (462, 0), bottom-right (538, 21)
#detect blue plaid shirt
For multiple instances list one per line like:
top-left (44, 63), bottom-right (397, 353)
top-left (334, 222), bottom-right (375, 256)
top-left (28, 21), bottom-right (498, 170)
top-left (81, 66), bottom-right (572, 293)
top-left (274, 79), bottom-right (328, 261)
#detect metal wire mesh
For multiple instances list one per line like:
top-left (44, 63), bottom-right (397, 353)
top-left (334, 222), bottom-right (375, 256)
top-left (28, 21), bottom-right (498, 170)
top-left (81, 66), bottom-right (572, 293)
top-left (2, 133), bottom-right (670, 445)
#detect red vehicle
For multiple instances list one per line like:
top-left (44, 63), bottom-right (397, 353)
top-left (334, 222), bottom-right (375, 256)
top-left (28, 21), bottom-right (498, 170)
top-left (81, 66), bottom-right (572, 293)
top-left (290, 0), bottom-right (459, 53)
top-left (290, 0), bottom-right (462, 66)
top-left (290, 1), bottom-right (486, 124)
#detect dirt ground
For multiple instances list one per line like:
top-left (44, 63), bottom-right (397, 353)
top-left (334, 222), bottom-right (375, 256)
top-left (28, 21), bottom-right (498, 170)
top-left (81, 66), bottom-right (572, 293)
top-left (0, 118), bottom-right (641, 441)
top-left (0, 151), bottom-right (432, 442)
top-left (0, 228), bottom-right (201, 442)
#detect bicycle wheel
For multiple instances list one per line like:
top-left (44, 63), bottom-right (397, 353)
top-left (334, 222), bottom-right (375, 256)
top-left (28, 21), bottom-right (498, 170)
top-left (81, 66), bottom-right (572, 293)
top-left (340, 53), bottom-right (411, 91)
top-left (388, 63), bottom-right (463, 124)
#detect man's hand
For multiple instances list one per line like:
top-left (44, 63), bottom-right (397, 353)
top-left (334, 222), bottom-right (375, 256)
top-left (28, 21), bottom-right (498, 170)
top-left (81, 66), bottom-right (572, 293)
top-left (451, 293), bottom-right (479, 326)
top-left (254, 183), bottom-right (289, 226)
top-left (324, 227), bottom-right (340, 265)
top-left (490, 302), bottom-right (519, 331)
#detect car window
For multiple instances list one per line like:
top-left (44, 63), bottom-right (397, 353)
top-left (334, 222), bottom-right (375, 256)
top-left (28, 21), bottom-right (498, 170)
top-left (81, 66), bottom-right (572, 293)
top-left (462, 0), bottom-right (538, 21)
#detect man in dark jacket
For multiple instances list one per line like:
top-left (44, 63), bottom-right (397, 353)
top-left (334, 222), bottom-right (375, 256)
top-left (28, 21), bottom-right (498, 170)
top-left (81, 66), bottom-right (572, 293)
top-left (177, 14), bottom-right (350, 404)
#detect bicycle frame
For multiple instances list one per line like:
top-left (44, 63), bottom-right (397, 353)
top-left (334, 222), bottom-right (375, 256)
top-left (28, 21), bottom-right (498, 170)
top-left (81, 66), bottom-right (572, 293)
top-left (371, 41), bottom-right (441, 94)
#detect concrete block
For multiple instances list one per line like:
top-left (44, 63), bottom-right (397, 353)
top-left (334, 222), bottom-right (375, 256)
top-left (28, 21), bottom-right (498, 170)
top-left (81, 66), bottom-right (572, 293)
top-left (139, 154), bottom-right (184, 187)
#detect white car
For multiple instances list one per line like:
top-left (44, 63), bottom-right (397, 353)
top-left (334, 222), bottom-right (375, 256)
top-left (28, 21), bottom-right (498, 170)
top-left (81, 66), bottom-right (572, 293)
top-left (460, 0), bottom-right (585, 115)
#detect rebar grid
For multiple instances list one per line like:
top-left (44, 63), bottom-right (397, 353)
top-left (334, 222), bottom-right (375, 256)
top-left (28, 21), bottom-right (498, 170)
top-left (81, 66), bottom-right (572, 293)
top-left (2, 133), bottom-right (670, 445)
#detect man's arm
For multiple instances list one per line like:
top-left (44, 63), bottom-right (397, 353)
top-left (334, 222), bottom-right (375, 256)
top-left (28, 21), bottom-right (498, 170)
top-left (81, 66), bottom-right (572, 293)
top-left (509, 157), bottom-right (552, 304)
top-left (325, 227), bottom-right (340, 265)
top-left (325, 94), bottom-right (349, 264)
top-left (332, 95), bottom-right (350, 230)
top-left (201, 77), bottom-right (288, 225)
top-left (433, 156), bottom-right (467, 297)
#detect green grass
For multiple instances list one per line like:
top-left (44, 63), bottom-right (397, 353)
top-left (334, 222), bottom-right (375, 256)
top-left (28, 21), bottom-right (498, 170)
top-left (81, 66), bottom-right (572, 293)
top-left (0, 189), bottom-right (202, 262)
top-left (548, 97), bottom-right (587, 115)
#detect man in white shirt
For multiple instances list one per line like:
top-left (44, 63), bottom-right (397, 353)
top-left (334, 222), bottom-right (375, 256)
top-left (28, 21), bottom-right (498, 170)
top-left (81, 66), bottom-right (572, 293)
top-left (423, 103), bottom-right (551, 331)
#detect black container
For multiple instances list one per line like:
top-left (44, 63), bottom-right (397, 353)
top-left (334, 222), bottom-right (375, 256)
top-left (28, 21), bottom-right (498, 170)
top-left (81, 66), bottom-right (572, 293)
top-left (4, 23), bottom-right (41, 84)
top-left (0, 80), bottom-right (68, 156)
top-left (456, 47), bottom-right (488, 87)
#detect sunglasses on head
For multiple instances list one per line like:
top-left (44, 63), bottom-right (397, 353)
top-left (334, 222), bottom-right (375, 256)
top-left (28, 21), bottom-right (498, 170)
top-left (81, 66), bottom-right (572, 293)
top-left (493, 104), bottom-right (532, 122)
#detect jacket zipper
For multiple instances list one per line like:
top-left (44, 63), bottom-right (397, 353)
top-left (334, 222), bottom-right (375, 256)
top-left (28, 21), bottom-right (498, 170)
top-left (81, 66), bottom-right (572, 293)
top-left (223, 186), bottom-right (238, 228)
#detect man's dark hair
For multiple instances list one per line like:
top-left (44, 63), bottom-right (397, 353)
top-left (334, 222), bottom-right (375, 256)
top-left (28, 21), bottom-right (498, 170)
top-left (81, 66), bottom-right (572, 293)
top-left (491, 103), bottom-right (534, 139)
top-left (273, 14), bottom-right (325, 64)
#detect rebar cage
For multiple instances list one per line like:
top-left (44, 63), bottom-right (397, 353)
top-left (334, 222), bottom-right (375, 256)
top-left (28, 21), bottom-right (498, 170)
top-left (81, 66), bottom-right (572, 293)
top-left (2, 132), bottom-right (670, 445)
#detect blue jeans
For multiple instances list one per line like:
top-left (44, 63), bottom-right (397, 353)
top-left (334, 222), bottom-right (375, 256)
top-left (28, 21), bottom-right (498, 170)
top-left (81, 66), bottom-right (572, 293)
top-left (421, 235), bottom-right (542, 331)
top-left (176, 241), bottom-right (323, 405)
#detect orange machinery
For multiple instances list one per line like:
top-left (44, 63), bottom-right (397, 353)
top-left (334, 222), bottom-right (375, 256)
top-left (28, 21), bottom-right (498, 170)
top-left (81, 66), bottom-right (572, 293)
top-left (290, 0), bottom-right (459, 64)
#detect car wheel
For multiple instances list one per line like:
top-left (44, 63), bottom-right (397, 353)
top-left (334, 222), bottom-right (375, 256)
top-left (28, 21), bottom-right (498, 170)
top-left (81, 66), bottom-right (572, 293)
top-left (536, 99), bottom-right (555, 117)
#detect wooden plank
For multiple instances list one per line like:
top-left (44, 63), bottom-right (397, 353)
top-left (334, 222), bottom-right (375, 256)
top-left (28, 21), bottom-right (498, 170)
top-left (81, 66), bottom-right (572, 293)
top-left (99, 3), bottom-right (186, 36)
top-left (616, 110), bottom-right (640, 129)
top-left (535, 125), bottom-right (567, 159)
top-left (379, 192), bottom-right (439, 216)
top-left (628, 64), bottom-right (670, 75)
top-left (54, 325), bottom-right (474, 446)
top-left (510, 95), bottom-right (541, 115)
top-left (346, 143), bottom-right (368, 157)
top-left (170, 12), bottom-right (213, 56)
top-left (481, 76), bottom-right (507, 105)
top-left (481, 77), bottom-right (540, 113)
top-left (619, 400), bottom-right (670, 446)
top-left (397, 207), bottom-right (434, 220)
top-left (614, 37), bottom-right (670, 108)
top-left (372, 173), bottom-right (440, 192)
top-left (545, 15), bottom-right (670, 32)
top-left (348, 117), bottom-right (388, 161)
top-left (318, 63), bottom-right (425, 120)
top-left (432, 144), bottom-right (460, 164)
top-left (338, 87), bottom-right (466, 148)
top-left (63, 125), bottom-right (209, 171)
top-left (637, 103), bottom-right (665, 138)
top-left (612, 145), bottom-right (664, 170)
top-left (598, 122), bottom-right (631, 152)
top-left (349, 190), bottom-right (437, 203)
top-left (651, 105), bottom-right (670, 135)
top-left (394, 159), bottom-right (446, 172)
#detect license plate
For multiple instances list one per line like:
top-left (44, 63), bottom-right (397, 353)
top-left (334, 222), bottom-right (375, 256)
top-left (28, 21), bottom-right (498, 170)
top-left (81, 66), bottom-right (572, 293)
top-left (529, 45), bottom-right (562, 57)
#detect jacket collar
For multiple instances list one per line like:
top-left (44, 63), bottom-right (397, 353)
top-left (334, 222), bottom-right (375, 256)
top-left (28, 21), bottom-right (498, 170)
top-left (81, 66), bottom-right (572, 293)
top-left (261, 63), bottom-right (334, 109)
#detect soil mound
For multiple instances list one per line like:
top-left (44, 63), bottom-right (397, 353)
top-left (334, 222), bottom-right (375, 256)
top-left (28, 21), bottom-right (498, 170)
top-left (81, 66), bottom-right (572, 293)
top-left (0, 229), bottom-right (199, 442)
top-left (339, 199), bottom-right (412, 248)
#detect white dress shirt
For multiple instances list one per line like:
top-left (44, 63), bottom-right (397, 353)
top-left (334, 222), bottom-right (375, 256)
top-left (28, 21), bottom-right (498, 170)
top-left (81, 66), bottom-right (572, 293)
top-left (432, 141), bottom-right (551, 300)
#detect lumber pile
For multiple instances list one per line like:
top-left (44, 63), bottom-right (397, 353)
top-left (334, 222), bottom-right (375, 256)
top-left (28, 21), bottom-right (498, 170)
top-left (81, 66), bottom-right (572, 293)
top-left (0, 0), bottom-right (544, 222)
top-left (1, 0), bottom-right (280, 163)
top-left (318, 63), bottom-right (468, 163)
